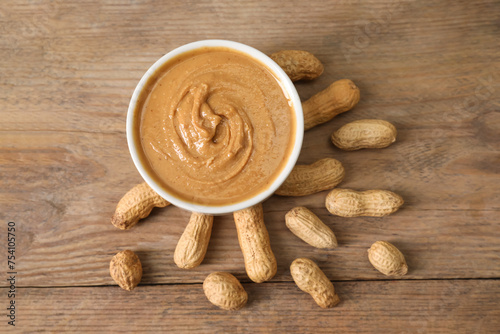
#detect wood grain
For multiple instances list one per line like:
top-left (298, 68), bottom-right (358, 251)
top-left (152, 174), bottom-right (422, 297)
top-left (1, 131), bottom-right (499, 285)
top-left (9, 280), bottom-right (500, 333)
top-left (0, 0), bottom-right (499, 332)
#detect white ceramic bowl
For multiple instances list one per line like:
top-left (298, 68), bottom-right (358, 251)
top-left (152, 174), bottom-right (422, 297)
top-left (127, 40), bottom-right (304, 214)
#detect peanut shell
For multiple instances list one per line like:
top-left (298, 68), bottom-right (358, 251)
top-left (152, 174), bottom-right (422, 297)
top-left (270, 50), bottom-right (324, 82)
top-left (303, 79), bottom-right (360, 130)
top-left (290, 258), bottom-right (340, 308)
top-left (233, 203), bottom-right (277, 283)
top-left (109, 250), bottom-right (143, 291)
top-left (111, 182), bottom-right (170, 230)
top-left (332, 119), bottom-right (397, 151)
top-left (174, 212), bottom-right (213, 269)
top-left (285, 207), bottom-right (337, 249)
top-left (203, 272), bottom-right (248, 310)
top-left (276, 158), bottom-right (345, 197)
top-left (368, 241), bottom-right (408, 276)
top-left (326, 189), bottom-right (403, 217)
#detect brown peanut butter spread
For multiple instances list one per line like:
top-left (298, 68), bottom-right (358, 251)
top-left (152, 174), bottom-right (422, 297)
top-left (135, 47), bottom-right (295, 206)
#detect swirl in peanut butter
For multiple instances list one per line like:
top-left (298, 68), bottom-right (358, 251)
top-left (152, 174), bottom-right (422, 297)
top-left (139, 47), bottom-right (294, 205)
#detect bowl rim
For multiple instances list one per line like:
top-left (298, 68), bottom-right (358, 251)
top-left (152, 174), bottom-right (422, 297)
top-left (126, 39), bottom-right (304, 214)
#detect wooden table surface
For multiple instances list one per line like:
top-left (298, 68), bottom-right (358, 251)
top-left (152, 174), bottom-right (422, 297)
top-left (1, 0), bottom-right (499, 332)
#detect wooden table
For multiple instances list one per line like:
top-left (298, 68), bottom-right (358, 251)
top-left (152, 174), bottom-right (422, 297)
top-left (1, 0), bottom-right (499, 332)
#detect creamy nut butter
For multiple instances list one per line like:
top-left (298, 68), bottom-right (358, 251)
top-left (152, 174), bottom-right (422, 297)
top-left (134, 47), bottom-right (295, 206)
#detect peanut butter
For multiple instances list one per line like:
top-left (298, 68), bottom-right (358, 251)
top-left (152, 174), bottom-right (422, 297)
top-left (134, 47), bottom-right (295, 206)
